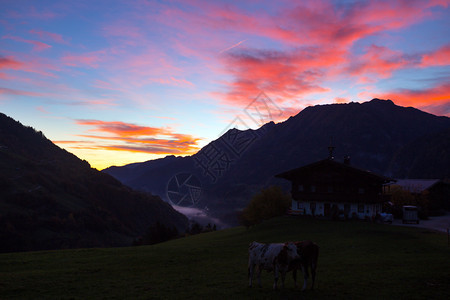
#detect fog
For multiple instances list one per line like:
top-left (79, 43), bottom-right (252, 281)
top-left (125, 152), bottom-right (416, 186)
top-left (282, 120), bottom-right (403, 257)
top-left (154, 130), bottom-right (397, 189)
top-left (172, 205), bottom-right (228, 229)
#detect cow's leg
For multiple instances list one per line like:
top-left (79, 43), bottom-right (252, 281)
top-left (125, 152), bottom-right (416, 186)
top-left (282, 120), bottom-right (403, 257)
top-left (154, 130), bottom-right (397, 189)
top-left (273, 265), bottom-right (279, 290)
top-left (248, 263), bottom-right (254, 287)
top-left (301, 264), bottom-right (309, 291)
top-left (311, 262), bottom-right (317, 290)
top-left (280, 270), bottom-right (286, 289)
top-left (257, 265), bottom-right (262, 288)
top-left (293, 269), bottom-right (298, 288)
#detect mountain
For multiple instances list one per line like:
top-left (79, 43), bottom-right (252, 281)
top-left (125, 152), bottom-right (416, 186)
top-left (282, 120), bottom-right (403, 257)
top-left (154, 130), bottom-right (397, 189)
top-left (103, 99), bottom-right (450, 225)
top-left (0, 113), bottom-right (188, 253)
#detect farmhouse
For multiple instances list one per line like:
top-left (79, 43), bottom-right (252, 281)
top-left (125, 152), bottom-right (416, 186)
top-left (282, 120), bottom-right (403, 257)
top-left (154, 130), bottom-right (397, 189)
top-left (275, 157), bottom-right (394, 220)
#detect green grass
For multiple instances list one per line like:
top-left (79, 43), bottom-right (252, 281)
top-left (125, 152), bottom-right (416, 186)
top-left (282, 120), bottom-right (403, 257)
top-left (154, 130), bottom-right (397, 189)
top-left (1, 217), bottom-right (450, 299)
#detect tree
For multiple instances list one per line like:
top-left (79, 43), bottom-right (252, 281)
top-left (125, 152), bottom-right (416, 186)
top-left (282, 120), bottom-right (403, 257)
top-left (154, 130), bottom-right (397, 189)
top-left (239, 186), bottom-right (291, 227)
top-left (390, 185), bottom-right (430, 219)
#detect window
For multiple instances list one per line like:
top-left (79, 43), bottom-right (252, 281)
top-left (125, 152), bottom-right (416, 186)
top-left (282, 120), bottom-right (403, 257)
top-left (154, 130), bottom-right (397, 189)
top-left (358, 188), bottom-right (365, 194)
top-left (311, 185), bottom-right (316, 192)
top-left (298, 185), bottom-right (304, 192)
top-left (328, 186), bottom-right (333, 193)
top-left (344, 204), bottom-right (350, 214)
top-left (358, 204), bottom-right (364, 213)
top-left (310, 202), bottom-right (316, 210)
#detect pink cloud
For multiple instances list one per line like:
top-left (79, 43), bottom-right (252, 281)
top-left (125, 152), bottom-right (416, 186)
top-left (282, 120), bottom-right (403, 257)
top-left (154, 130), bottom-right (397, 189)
top-left (19, 58), bottom-right (59, 78)
top-left (364, 82), bottom-right (450, 116)
top-left (101, 21), bottom-right (145, 41)
top-left (62, 50), bottom-right (106, 68)
top-left (29, 29), bottom-right (69, 44)
top-left (334, 97), bottom-right (349, 104)
top-left (74, 120), bottom-right (202, 155)
top-left (0, 56), bottom-right (23, 70)
top-left (216, 47), bottom-right (338, 107)
top-left (93, 46), bottom-right (190, 92)
top-left (163, 0), bottom-right (446, 50)
top-left (155, 1), bottom-right (446, 110)
top-left (3, 35), bottom-right (52, 51)
top-left (0, 53), bottom-right (59, 78)
top-left (347, 45), bottom-right (413, 78)
top-left (77, 120), bottom-right (172, 137)
top-left (420, 44), bottom-right (450, 67)
top-left (0, 87), bottom-right (43, 97)
top-left (6, 6), bottom-right (59, 20)
top-left (36, 106), bottom-right (50, 114)
top-left (171, 77), bottom-right (193, 86)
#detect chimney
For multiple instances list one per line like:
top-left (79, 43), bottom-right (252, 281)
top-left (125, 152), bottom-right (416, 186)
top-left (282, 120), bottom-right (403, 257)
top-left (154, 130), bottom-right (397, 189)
top-left (344, 155), bottom-right (351, 165)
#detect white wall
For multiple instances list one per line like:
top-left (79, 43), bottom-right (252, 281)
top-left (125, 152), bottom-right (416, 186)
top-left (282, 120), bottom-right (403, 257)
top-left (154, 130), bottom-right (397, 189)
top-left (291, 200), bottom-right (382, 219)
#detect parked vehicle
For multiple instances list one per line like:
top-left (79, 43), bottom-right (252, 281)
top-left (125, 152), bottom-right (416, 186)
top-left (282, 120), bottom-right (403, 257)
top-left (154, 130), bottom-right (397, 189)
top-left (402, 206), bottom-right (419, 224)
top-left (379, 212), bottom-right (393, 224)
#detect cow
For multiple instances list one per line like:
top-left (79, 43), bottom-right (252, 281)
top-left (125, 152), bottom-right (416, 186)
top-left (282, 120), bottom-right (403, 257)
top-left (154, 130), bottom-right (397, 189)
top-left (248, 241), bottom-right (300, 289)
top-left (289, 240), bottom-right (319, 291)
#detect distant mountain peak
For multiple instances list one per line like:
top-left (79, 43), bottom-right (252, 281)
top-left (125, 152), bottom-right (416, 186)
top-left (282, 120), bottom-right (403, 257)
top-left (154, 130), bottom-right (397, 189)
top-left (369, 98), bottom-right (394, 105)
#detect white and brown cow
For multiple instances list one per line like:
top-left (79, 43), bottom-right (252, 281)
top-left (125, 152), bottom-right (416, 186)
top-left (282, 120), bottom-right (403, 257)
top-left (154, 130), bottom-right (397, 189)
top-left (248, 241), bottom-right (300, 289)
top-left (289, 240), bottom-right (319, 291)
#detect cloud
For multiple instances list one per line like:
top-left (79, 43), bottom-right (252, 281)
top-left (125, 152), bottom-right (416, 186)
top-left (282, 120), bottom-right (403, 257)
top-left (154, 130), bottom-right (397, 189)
top-left (205, 0), bottom-right (448, 116)
top-left (74, 120), bottom-right (202, 155)
top-left (367, 82), bottom-right (450, 116)
top-left (0, 54), bottom-right (58, 78)
top-left (62, 50), bottom-right (106, 68)
top-left (29, 29), bottom-right (69, 44)
top-left (0, 56), bottom-right (23, 70)
top-left (3, 35), bottom-right (52, 51)
top-left (6, 5), bottom-right (61, 20)
top-left (347, 45), bottom-right (415, 79)
top-left (172, 205), bottom-right (228, 228)
top-left (101, 20), bottom-right (145, 42)
top-left (148, 77), bottom-right (195, 87)
top-left (0, 86), bottom-right (43, 97)
top-left (420, 44), bottom-right (450, 67)
top-left (334, 97), bottom-right (349, 104)
top-left (217, 47), bottom-right (334, 108)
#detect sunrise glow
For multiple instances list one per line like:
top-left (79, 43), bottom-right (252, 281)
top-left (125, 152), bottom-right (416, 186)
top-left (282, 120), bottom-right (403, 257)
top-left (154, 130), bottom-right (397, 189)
top-left (1, 0), bottom-right (449, 169)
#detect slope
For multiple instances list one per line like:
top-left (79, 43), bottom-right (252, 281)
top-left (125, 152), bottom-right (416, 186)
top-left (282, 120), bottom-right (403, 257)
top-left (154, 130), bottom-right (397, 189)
top-left (0, 112), bottom-right (188, 252)
top-left (1, 217), bottom-right (449, 299)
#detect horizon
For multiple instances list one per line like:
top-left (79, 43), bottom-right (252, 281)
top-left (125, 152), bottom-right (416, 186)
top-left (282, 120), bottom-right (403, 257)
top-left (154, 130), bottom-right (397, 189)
top-left (1, 1), bottom-right (449, 170)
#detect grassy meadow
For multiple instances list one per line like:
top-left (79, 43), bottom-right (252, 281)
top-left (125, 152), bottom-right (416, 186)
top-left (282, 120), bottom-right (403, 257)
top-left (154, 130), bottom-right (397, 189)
top-left (1, 217), bottom-right (450, 299)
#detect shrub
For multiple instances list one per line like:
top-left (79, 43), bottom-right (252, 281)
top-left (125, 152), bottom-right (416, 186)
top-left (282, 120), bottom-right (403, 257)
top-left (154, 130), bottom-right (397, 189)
top-left (238, 185), bottom-right (291, 227)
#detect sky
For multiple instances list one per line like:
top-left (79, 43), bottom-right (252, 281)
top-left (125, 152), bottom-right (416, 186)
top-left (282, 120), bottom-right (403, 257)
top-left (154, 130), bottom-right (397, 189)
top-left (0, 0), bottom-right (449, 170)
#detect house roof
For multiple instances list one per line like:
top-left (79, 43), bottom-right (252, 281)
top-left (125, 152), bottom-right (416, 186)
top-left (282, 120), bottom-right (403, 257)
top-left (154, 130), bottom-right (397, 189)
top-left (275, 158), bottom-right (394, 184)
top-left (394, 179), bottom-right (441, 193)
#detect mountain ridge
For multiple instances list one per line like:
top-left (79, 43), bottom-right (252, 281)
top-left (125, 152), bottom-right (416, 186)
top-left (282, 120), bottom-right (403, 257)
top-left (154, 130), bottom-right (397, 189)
top-left (0, 112), bottom-right (188, 252)
top-left (103, 99), bottom-right (450, 225)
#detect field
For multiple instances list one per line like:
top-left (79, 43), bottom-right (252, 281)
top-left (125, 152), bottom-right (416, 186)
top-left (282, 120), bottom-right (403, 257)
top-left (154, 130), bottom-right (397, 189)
top-left (1, 217), bottom-right (450, 299)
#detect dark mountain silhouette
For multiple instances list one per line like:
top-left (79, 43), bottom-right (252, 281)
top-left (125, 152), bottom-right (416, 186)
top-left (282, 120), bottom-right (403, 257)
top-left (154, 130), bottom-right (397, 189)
top-left (104, 99), bottom-right (450, 225)
top-left (0, 113), bottom-right (188, 253)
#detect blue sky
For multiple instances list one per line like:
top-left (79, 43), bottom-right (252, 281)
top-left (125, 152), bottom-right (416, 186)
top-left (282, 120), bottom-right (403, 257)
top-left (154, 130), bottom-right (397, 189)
top-left (1, 0), bottom-right (449, 169)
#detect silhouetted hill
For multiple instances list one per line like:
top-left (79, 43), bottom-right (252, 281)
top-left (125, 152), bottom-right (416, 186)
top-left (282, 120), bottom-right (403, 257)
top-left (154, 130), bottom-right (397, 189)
top-left (103, 99), bottom-right (450, 225)
top-left (0, 113), bottom-right (188, 252)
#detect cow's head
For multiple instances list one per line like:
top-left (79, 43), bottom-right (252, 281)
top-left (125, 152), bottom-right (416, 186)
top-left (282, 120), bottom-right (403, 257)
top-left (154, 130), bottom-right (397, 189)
top-left (278, 242), bottom-right (301, 264)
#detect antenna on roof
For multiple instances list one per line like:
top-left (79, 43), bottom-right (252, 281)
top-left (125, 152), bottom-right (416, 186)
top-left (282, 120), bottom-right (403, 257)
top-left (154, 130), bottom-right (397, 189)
top-left (328, 137), bottom-right (335, 160)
